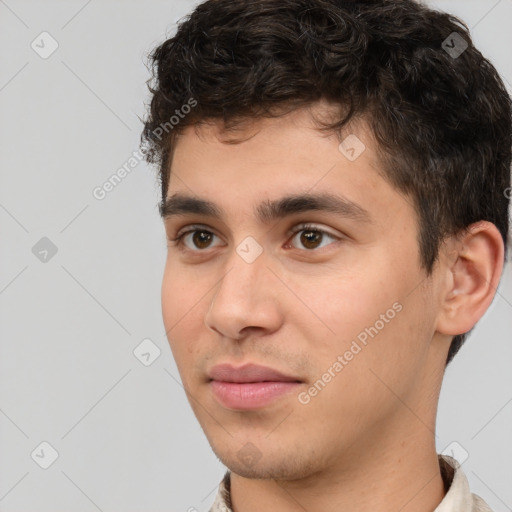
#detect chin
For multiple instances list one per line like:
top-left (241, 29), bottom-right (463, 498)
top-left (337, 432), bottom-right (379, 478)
top-left (210, 442), bottom-right (321, 481)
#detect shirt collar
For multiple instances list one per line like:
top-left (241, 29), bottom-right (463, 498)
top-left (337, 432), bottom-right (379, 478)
top-left (209, 454), bottom-right (493, 512)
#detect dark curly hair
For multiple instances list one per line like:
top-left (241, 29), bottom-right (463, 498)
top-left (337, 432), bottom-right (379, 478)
top-left (141, 0), bottom-right (512, 366)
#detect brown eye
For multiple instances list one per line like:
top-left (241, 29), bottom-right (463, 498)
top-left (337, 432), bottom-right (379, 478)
top-left (172, 226), bottom-right (223, 251)
top-left (300, 230), bottom-right (323, 249)
top-left (288, 224), bottom-right (339, 251)
top-left (192, 230), bottom-right (214, 249)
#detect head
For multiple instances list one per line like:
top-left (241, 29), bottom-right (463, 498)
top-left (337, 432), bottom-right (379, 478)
top-left (142, 0), bottom-right (511, 480)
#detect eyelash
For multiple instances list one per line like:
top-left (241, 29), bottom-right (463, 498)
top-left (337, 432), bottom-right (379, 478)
top-left (168, 223), bottom-right (340, 252)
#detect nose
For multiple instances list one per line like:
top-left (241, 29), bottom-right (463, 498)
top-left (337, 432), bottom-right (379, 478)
top-left (204, 247), bottom-right (283, 341)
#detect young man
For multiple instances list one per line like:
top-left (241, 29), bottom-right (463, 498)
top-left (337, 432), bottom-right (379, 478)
top-left (141, 1), bottom-right (511, 511)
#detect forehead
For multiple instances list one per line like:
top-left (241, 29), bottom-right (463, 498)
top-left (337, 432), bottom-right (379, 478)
top-left (165, 104), bottom-right (408, 227)
top-left (170, 105), bottom-right (380, 185)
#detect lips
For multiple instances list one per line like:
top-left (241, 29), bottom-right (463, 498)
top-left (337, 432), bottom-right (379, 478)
top-left (208, 363), bottom-right (302, 410)
top-left (209, 363), bottom-right (301, 383)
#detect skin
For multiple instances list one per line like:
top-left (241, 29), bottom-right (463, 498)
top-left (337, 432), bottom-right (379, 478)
top-left (161, 102), bottom-right (503, 512)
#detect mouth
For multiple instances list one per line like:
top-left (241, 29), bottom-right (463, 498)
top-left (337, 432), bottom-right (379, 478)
top-left (208, 363), bottom-right (303, 410)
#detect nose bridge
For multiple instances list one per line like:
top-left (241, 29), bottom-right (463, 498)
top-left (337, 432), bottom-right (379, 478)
top-left (204, 239), bottom-right (281, 338)
top-left (212, 240), bottom-right (268, 309)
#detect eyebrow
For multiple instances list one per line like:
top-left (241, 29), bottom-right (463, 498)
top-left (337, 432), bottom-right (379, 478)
top-left (160, 192), bottom-right (371, 224)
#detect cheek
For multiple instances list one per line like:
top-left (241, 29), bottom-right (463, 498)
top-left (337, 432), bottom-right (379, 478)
top-left (292, 279), bottom-right (430, 432)
top-left (161, 261), bottom-right (180, 330)
top-left (291, 268), bottom-right (395, 344)
top-left (161, 258), bottom-right (206, 325)
top-left (291, 255), bottom-right (428, 375)
top-left (161, 261), bottom-right (205, 365)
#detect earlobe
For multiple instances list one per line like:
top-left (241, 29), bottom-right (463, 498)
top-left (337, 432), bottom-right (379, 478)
top-left (436, 221), bottom-right (504, 336)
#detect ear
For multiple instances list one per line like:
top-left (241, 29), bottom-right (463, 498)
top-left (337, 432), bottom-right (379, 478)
top-left (436, 221), bottom-right (505, 336)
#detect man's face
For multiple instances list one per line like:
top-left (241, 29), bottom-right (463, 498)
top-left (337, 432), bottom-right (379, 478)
top-left (161, 104), bottom-right (447, 480)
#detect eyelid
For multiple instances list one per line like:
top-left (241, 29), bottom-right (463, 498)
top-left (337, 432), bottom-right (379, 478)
top-left (286, 222), bottom-right (340, 239)
top-left (174, 223), bottom-right (217, 239)
top-left (171, 220), bottom-right (339, 235)
top-left (172, 222), bottom-right (339, 240)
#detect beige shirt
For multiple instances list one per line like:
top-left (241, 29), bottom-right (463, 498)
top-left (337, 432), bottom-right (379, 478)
top-left (209, 454), bottom-right (493, 512)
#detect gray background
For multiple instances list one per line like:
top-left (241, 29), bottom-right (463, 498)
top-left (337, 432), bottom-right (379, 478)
top-left (0, 1), bottom-right (510, 511)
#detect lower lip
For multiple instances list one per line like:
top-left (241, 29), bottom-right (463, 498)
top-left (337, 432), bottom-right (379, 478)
top-left (210, 381), bottom-right (301, 410)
